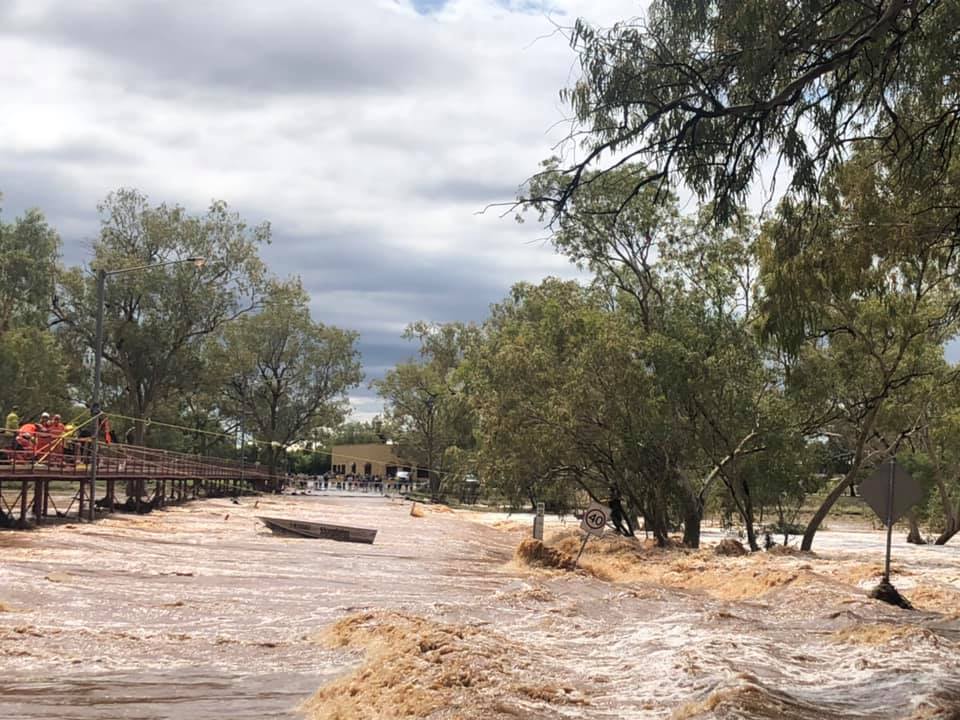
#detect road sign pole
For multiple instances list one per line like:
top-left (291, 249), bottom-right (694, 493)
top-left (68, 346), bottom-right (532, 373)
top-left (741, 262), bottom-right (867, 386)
top-left (574, 533), bottom-right (590, 567)
top-left (884, 458), bottom-right (895, 583)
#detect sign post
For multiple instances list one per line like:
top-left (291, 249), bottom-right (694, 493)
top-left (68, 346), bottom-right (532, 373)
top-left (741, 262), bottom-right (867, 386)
top-left (884, 459), bottom-right (894, 583)
top-left (576, 502), bottom-right (609, 567)
top-left (858, 457), bottom-right (923, 607)
top-left (533, 501), bottom-right (545, 541)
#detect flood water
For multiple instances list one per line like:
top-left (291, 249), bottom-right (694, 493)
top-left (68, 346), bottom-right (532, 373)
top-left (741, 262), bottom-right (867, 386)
top-left (1, 495), bottom-right (959, 719)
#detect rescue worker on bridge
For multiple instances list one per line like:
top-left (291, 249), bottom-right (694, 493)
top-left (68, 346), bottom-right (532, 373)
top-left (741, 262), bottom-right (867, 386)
top-left (47, 413), bottom-right (66, 463)
top-left (4, 405), bottom-right (19, 447)
top-left (36, 412), bottom-right (52, 455)
top-left (15, 420), bottom-right (40, 460)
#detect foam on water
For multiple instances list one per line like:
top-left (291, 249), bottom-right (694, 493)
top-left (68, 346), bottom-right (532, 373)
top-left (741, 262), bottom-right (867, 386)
top-left (1, 496), bottom-right (958, 718)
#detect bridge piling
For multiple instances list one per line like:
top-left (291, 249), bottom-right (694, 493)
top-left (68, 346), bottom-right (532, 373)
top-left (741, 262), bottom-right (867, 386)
top-left (20, 480), bottom-right (28, 527)
top-left (33, 480), bottom-right (43, 524)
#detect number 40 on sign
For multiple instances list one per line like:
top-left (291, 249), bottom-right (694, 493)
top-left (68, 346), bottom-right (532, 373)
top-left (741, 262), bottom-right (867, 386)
top-left (576, 502), bottom-right (610, 566)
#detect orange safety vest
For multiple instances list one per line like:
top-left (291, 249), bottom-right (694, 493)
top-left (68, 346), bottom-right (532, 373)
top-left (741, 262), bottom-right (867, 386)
top-left (16, 423), bottom-right (39, 453)
top-left (48, 421), bottom-right (66, 453)
top-left (36, 423), bottom-right (54, 453)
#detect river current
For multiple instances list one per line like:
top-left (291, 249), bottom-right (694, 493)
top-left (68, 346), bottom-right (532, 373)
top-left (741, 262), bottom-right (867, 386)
top-left (1, 494), bottom-right (958, 719)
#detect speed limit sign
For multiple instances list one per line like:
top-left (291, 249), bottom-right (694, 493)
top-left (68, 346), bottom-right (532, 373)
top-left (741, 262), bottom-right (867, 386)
top-left (580, 502), bottom-right (609, 537)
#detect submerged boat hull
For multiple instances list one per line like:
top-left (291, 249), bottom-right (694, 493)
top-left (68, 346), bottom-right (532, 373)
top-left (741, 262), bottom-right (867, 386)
top-left (257, 516), bottom-right (377, 544)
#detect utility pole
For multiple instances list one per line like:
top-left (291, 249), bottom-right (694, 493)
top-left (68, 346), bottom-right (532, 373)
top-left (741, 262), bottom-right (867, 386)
top-left (87, 269), bottom-right (106, 522)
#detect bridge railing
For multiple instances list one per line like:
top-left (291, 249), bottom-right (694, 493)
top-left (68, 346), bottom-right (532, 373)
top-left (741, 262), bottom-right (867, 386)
top-left (0, 429), bottom-right (273, 482)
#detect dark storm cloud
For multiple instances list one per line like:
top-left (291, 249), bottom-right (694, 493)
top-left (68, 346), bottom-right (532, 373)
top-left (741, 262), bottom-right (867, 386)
top-left (263, 226), bottom-right (532, 393)
top-left (1, 2), bottom-right (470, 98)
top-left (267, 229), bottom-right (514, 312)
top-left (0, 158), bottom-right (104, 264)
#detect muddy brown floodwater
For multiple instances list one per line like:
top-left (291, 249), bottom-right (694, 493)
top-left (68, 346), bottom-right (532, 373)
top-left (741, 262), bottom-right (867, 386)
top-left (1, 495), bottom-right (959, 719)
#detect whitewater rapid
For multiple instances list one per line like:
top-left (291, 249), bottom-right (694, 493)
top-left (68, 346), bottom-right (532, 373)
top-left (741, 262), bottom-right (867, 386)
top-left (1, 495), bottom-right (958, 718)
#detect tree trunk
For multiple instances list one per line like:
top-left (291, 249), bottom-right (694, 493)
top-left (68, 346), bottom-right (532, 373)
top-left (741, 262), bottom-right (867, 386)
top-left (921, 426), bottom-right (959, 546)
top-left (650, 511), bottom-right (670, 547)
top-left (133, 418), bottom-right (147, 445)
top-left (742, 486), bottom-right (759, 552)
top-left (906, 512), bottom-right (926, 545)
top-left (609, 495), bottom-right (634, 536)
top-left (935, 513), bottom-right (960, 545)
top-left (683, 490), bottom-right (703, 549)
top-left (725, 473), bottom-right (759, 552)
top-left (801, 406), bottom-right (880, 551)
top-left (682, 502), bottom-right (702, 548)
top-left (265, 445), bottom-right (282, 492)
top-left (801, 473), bottom-right (856, 551)
top-left (645, 486), bottom-right (671, 547)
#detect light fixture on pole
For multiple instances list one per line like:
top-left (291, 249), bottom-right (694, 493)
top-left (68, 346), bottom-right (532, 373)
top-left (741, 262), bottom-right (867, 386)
top-left (87, 257), bottom-right (206, 522)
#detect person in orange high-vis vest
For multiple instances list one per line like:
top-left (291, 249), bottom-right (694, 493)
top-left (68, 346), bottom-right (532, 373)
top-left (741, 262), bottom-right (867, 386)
top-left (15, 422), bottom-right (39, 460)
top-left (47, 414), bottom-right (66, 463)
top-left (36, 412), bottom-right (52, 456)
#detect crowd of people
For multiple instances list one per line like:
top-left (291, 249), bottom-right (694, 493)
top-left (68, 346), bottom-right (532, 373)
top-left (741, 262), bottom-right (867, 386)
top-left (2, 406), bottom-right (113, 464)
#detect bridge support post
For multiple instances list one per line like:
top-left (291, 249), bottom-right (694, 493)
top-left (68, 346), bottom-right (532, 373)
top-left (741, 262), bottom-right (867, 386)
top-left (33, 480), bottom-right (43, 523)
top-left (20, 480), bottom-right (28, 527)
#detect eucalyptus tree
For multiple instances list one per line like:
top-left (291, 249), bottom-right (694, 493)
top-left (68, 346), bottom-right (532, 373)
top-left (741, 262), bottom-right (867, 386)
top-left (464, 279), bottom-right (667, 538)
top-left (898, 365), bottom-right (960, 545)
top-left (0, 326), bottom-right (69, 424)
top-left (328, 420), bottom-right (387, 446)
top-left (53, 189), bottom-right (269, 444)
top-left (524, 165), bottom-right (793, 547)
top-left (0, 203), bottom-right (67, 418)
top-left (373, 322), bottom-right (476, 500)
top-left (215, 279), bottom-right (363, 480)
top-left (759, 150), bottom-right (960, 550)
top-left (0, 203), bottom-right (60, 336)
top-left (532, 1), bottom-right (959, 228)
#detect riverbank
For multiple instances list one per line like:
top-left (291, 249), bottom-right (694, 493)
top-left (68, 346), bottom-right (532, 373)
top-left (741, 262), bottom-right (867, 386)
top-left (2, 495), bottom-right (959, 718)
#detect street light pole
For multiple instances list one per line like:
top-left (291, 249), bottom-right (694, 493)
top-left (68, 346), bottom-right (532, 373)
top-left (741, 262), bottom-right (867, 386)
top-left (86, 257), bottom-right (205, 523)
top-left (87, 269), bottom-right (106, 522)
top-left (238, 411), bottom-right (245, 484)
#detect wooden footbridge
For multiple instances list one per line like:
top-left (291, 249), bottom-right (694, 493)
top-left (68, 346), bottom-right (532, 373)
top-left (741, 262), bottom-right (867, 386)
top-left (0, 440), bottom-right (274, 528)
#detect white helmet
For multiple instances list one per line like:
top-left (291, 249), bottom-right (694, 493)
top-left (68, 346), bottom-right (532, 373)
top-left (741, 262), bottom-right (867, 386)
top-left (40, 412), bottom-right (50, 419)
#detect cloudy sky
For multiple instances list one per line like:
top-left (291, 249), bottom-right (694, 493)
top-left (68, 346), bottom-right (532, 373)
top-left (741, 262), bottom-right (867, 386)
top-left (1, 0), bottom-right (644, 419)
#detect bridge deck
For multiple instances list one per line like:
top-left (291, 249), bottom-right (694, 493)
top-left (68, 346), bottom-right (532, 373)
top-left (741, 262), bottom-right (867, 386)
top-left (0, 440), bottom-right (273, 527)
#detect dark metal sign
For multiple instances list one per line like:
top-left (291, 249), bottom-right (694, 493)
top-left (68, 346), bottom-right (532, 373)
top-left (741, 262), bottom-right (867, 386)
top-left (860, 459), bottom-right (923, 526)
top-left (859, 458), bottom-right (924, 585)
